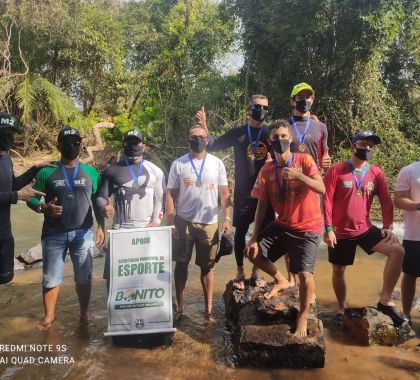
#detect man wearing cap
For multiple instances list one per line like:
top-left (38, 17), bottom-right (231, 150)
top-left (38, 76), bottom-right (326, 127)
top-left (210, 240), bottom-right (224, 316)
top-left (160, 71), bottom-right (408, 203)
top-left (289, 82), bottom-right (330, 170)
top-left (244, 119), bottom-right (325, 338)
top-left (194, 95), bottom-right (274, 290)
top-left (27, 127), bottom-right (105, 329)
top-left (166, 125), bottom-right (232, 320)
top-left (394, 160), bottom-right (420, 322)
top-left (323, 131), bottom-right (407, 325)
top-left (0, 112), bottom-right (53, 284)
top-left (96, 129), bottom-right (166, 291)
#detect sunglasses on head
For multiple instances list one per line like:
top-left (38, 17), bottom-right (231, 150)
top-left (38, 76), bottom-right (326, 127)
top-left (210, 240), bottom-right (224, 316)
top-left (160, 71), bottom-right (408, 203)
top-left (252, 104), bottom-right (269, 111)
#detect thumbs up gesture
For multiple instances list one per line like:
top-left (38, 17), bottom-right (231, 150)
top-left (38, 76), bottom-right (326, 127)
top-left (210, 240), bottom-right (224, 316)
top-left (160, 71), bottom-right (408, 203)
top-left (43, 197), bottom-right (63, 218)
top-left (103, 197), bottom-right (114, 218)
top-left (18, 179), bottom-right (46, 201)
top-left (194, 106), bottom-right (207, 131)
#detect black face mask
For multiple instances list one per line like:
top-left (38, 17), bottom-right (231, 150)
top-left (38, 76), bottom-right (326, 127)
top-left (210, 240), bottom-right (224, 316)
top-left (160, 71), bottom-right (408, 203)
top-left (0, 132), bottom-right (15, 151)
top-left (271, 139), bottom-right (290, 154)
top-left (60, 142), bottom-right (80, 160)
top-left (123, 143), bottom-right (144, 159)
top-left (295, 99), bottom-right (313, 113)
top-left (354, 147), bottom-right (373, 161)
top-left (189, 138), bottom-right (207, 153)
top-left (250, 107), bottom-right (268, 122)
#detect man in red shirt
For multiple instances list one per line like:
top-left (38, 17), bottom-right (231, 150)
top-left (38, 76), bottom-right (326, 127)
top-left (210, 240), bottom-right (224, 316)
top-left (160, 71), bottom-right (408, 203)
top-left (323, 131), bottom-right (407, 325)
top-left (244, 119), bottom-right (325, 338)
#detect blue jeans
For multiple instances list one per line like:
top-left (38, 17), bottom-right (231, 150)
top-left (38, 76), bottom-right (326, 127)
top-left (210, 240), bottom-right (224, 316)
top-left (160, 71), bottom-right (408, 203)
top-left (42, 229), bottom-right (93, 288)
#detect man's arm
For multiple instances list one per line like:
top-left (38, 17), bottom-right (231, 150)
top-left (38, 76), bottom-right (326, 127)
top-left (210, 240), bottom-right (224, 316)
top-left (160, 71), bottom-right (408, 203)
top-left (322, 167), bottom-right (338, 247)
top-left (165, 188), bottom-right (177, 226)
top-left (394, 167), bottom-right (419, 211)
top-left (283, 156), bottom-right (325, 194)
top-left (376, 170), bottom-right (394, 230)
top-left (150, 170), bottom-right (166, 226)
top-left (219, 185), bottom-right (232, 233)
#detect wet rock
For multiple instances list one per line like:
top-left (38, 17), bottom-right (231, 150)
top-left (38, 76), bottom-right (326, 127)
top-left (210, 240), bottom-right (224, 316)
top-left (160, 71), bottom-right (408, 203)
top-left (223, 280), bottom-right (325, 368)
top-left (16, 243), bottom-right (43, 265)
top-left (13, 259), bottom-right (25, 271)
top-left (16, 243), bottom-right (104, 268)
top-left (343, 307), bottom-right (416, 346)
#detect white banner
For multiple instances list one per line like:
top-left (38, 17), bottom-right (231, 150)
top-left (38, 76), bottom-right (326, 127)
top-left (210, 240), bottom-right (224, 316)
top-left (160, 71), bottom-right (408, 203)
top-left (104, 226), bottom-right (176, 336)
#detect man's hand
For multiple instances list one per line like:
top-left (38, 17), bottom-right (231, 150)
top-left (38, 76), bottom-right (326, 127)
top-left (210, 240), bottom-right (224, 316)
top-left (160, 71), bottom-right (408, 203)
top-left (146, 223), bottom-right (159, 227)
top-left (323, 231), bottom-right (337, 248)
top-left (96, 227), bottom-right (105, 247)
top-left (35, 161), bottom-right (57, 169)
top-left (42, 197), bottom-right (63, 217)
top-left (282, 167), bottom-right (303, 181)
top-left (102, 197), bottom-right (114, 218)
top-left (381, 228), bottom-right (399, 244)
top-left (194, 106), bottom-right (207, 130)
top-left (172, 226), bottom-right (180, 240)
top-left (222, 219), bottom-right (232, 234)
top-left (243, 237), bottom-right (259, 260)
top-left (321, 152), bottom-right (331, 169)
top-left (18, 179), bottom-right (46, 201)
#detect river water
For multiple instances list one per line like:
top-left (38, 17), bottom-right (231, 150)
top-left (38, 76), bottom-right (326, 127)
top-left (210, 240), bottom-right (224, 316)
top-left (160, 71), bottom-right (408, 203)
top-left (0, 204), bottom-right (419, 380)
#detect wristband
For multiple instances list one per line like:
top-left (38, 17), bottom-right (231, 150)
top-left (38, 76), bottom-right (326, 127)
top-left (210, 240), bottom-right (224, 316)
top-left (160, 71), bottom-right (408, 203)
top-left (326, 226), bottom-right (333, 232)
top-left (224, 216), bottom-right (232, 223)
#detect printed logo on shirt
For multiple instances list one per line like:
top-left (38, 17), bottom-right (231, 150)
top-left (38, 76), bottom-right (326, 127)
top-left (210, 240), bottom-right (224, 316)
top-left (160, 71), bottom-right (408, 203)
top-left (247, 141), bottom-right (268, 161)
top-left (53, 179), bottom-right (67, 187)
top-left (205, 183), bottom-right (215, 191)
top-left (342, 181), bottom-right (353, 188)
top-left (364, 181), bottom-right (374, 196)
top-left (74, 178), bottom-right (87, 186)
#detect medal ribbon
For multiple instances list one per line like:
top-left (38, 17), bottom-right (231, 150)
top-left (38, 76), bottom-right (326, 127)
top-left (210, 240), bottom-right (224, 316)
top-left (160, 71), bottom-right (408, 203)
top-left (273, 153), bottom-right (294, 194)
top-left (124, 159), bottom-right (144, 185)
top-left (348, 159), bottom-right (368, 192)
top-left (290, 116), bottom-right (311, 145)
top-left (189, 154), bottom-right (207, 183)
top-left (247, 124), bottom-right (264, 155)
top-left (60, 161), bottom-right (79, 193)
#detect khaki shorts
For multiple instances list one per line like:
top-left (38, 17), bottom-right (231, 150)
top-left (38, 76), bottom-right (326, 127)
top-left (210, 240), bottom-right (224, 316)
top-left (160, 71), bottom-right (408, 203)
top-left (173, 215), bottom-right (219, 270)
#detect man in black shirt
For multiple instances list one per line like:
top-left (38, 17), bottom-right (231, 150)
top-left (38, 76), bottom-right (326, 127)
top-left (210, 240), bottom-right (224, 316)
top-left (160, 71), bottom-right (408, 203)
top-left (195, 95), bottom-right (275, 289)
top-left (0, 112), bottom-right (51, 284)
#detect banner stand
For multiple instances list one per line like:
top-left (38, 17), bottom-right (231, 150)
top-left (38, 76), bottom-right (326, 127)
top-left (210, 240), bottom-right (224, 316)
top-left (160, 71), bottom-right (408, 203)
top-left (104, 226), bottom-right (176, 345)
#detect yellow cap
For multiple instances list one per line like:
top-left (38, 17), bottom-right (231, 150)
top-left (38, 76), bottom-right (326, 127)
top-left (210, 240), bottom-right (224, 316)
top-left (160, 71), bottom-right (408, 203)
top-left (290, 82), bottom-right (315, 98)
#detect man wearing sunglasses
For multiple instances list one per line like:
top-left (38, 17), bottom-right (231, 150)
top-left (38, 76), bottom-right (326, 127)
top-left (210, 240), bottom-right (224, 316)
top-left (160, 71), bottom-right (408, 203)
top-left (27, 127), bottom-right (105, 330)
top-left (323, 131), bottom-right (407, 326)
top-left (96, 129), bottom-right (166, 291)
top-left (166, 125), bottom-right (232, 321)
top-left (195, 96), bottom-right (275, 290)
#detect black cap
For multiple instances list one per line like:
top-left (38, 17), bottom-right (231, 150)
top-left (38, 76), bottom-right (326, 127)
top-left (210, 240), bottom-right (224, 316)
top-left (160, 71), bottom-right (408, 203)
top-left (0, 112), bottom-right (20, 133)
top-left (123, 130), bottom-right (143, 142)
top-left (351, 131), bottom-right (381, 145)
top-left (215, 233), bottom-right (234, 263)
top-left (58, 127), bottom-right (82, 143)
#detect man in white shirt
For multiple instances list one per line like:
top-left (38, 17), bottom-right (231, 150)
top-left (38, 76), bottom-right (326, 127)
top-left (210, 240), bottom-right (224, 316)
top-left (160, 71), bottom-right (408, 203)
top-left (97, 130), bottom-right (166, 290)
top-left (166, 125), bottom-right (232, 321)
top-left (394, 161), bottom-right (420, 321)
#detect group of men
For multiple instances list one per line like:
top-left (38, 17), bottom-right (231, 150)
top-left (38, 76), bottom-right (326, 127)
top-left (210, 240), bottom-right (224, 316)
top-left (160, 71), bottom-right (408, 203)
top-left (0, 81), bottom-right (418, 336)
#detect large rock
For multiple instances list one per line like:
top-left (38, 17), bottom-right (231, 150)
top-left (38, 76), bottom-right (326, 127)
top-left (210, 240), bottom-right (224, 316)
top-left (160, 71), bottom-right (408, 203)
top-left (223, 280), bottom-right (325, 368)
top-left (15, 243), bottom-right (104, 269)
top-left (343, 307), bottom-right (416, 346)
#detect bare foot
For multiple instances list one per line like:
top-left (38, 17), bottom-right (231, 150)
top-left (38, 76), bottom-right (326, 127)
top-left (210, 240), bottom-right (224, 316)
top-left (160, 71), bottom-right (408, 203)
top-left (293, 313), bottom-right (308, 338)
top-left (233, 268), bottom-right (246, 290)
top-left (37, 317), bottom-right (56, 331)
top-left (80, 313), bottom-right (96, 324)
top-left (263, 281), bottom-right (289, 299)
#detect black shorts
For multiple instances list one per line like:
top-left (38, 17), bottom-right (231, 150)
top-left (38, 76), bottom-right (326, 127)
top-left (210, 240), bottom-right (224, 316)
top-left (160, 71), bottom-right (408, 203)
top-left (0, 236), bottom-right (15, 284)
top-left (328, 226), bottom-right (384, 266)
top-left (402, 240), bottom-right (420, 277)
top-left (233, 195), bottom-right (274, 229)
top-left (257, 222), bottom-right (320, 274)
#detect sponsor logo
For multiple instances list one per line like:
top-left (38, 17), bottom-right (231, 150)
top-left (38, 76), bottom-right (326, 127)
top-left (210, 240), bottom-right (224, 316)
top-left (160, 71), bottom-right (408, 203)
top-left (135, 319), bottom-right (145, 329)
top-left (342, 180), bottom-right (353, 188)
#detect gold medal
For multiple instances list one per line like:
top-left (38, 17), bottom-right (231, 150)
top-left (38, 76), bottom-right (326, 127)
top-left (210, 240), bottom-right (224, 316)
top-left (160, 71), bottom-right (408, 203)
top-left (249, 153), bottom-right (255, 161)
top-left (356, 190), bottom-right (362, 197)
top-left (298, 144), bottom-right (306, 152)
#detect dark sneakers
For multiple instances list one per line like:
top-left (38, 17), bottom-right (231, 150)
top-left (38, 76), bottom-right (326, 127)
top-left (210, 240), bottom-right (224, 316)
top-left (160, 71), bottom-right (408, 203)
top-left (377, 302), bottom-right (409, 326)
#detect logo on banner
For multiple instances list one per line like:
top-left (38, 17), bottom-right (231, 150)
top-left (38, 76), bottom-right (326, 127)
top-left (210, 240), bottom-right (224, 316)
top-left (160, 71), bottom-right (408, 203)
top-left (135, 318), bottom-right (145, 329)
